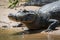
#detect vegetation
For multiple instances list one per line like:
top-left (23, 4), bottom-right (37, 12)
top-left (8, 0), bottom-right (30, 9)
top-left (8, 0), bottom-right (19, 9)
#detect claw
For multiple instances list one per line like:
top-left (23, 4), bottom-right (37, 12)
top-left (45, 29), bottom-right (52, 32)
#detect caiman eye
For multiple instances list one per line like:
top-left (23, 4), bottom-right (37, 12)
top-left (27, 14), bottom-right (34, 16)
top-left (23, 10), bottom-right (29, 13)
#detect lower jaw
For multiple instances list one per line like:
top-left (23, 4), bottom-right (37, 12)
top-left (27, 26), bottom-right (41, 30)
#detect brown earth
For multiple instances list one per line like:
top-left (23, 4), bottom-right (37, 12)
top-left (0, 0), bottom-right (60, 40)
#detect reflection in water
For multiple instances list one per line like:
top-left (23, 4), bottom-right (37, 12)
top-left (47, 32), bottom-right (52, 40)
top-left (0, 33), bottom-right (60, 40)
top-left (0, 29), bottom-right (60, 40)
top-left (0, 35), bottom-right (22, 40)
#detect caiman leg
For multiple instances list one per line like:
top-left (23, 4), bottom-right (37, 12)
top-left (46, 19), bottom-right (59, 32)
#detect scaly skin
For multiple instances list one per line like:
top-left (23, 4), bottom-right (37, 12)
top-left (22, 0), bottom-right (59, 6)
top-left (8, 1), bottom-right (60, 31)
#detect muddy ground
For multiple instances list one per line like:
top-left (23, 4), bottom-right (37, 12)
top-left (0, 0), bottom-right (60, 40)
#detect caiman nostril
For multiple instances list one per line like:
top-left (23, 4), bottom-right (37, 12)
top-left (8, 14), bottom-right (13, 17)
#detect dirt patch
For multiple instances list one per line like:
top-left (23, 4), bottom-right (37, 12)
top-left (0, 0), bottom-right (60, 40)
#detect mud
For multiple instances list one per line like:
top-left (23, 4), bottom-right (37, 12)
top-left (0, 0), bottom-right (60, 40)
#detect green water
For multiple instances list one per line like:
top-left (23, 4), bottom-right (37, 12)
top-left (0, 34), bottom-right (23, 40)
top-left (0, 33), bottom-right (60, 40)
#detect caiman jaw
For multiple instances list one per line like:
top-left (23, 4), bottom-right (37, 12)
top-left (22, 15), bottom-right (37, 23)
top-left (8, 14), bottom-right (17, 21)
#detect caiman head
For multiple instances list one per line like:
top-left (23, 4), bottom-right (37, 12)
top-left (8, 10), bottom-right (37, 23)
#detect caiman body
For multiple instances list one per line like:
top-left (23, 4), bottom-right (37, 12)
top-left (22, 0), bottom-right (59, 6)
top-left (8, 1), bottom-right (60, 31)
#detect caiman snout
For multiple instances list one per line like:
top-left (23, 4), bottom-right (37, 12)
top-left (8, 13), bottom-right (13, 17)
top-left (8, 13), bottom-right (17, 21)
top-left (8, 13), bottom-right (14, 19)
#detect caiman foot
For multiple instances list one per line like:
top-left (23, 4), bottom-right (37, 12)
top-left (45, 29), bottom-right (52, 32)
